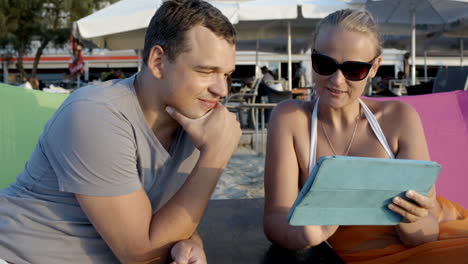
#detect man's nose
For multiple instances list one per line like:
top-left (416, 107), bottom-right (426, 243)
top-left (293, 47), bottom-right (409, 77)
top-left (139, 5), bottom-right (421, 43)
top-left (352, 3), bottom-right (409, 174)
top-left (209, 75), bottom-right (228, 98)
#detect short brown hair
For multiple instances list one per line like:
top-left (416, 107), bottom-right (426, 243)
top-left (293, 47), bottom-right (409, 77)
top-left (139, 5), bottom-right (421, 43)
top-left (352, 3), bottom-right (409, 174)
top-left (143, 0), bottom-right (236, 64)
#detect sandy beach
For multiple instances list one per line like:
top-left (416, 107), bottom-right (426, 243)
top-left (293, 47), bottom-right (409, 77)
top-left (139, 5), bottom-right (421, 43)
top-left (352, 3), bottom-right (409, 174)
top-left (212, 146), bottom-right (265, 200)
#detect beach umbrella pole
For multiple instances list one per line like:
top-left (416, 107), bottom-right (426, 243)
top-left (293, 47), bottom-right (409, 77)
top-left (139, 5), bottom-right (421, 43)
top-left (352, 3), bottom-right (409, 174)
top-left (424, 50), bottom-right (428, 82)
top-left (411, 9), bottom-right (416, 86)
top-left (461, 38), bottom-right (464, 67)
top-left (3, 62), bottom-right (8, 84)
top-left (288, 21), bottom-right (292, 90)
top-left (85, 64), bottom-right (89, 82)
top-left (137, 49), bottom-right (143, 71)
top-left (255, 39), bottom-right (260, 78)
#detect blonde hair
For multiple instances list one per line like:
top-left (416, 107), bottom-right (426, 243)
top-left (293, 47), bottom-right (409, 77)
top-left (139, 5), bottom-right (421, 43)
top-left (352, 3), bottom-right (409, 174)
top-left (313, 9), bottom-right (382, 56)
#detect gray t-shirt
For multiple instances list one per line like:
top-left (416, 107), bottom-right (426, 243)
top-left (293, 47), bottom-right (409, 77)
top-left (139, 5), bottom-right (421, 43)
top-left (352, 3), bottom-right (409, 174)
top-left (0, 75), bottom-right (199, 264)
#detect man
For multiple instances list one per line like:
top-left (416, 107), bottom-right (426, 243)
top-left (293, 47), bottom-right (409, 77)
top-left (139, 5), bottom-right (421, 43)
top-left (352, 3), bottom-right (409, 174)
top-left (0, 1), bottom-right (240, 263)
top-left (255, 66), bottom-right (274, 103)
top-left (260, 66), bottom-right (275, 87)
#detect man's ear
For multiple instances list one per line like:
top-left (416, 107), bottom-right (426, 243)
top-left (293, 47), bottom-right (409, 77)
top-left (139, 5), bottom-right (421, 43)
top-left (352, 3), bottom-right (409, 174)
top-left (147, 45), bottom-right (166, 79)
top-left (369, 56), bottom-right (382, 78)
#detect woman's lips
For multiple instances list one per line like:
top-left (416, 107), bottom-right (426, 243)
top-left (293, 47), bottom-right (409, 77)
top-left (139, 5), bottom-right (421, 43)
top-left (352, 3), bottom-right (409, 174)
top-left (327, 87), bottom-right (348, 95)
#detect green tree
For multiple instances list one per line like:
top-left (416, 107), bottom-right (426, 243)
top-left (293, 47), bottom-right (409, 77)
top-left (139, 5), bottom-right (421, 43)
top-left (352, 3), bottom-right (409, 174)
top-left (0, 0), bottom-right (117, 87)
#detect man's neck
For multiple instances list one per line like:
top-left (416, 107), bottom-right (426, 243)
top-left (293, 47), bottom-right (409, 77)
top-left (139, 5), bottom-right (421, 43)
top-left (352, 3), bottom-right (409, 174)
top-left (134, 70), bottom-right (180, 150)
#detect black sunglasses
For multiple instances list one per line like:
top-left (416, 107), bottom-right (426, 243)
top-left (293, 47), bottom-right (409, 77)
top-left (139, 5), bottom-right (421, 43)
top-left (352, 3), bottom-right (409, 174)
top-left (312, 49), bottom-right (378, 81)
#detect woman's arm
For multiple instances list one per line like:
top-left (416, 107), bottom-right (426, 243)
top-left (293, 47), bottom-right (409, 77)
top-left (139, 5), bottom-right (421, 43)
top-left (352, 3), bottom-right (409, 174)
top-left (388, 102), bottom-right (440, 247)
top-left (263, 101), bottom-right (339, 250)
top-left (391, 187), bottom-right (439, 247)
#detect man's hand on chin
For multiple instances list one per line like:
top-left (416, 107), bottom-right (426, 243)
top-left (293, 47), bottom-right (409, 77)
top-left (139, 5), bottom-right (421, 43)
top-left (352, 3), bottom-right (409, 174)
top-left (165, 103), bottom-right (241, 169)
top-left (170, 239), bottom-right (207, 264)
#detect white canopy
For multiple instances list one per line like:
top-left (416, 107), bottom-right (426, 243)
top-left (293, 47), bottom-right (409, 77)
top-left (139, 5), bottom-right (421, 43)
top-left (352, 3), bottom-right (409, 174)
top-left (75, 0), bottom-right (360, 89)
top-left (302, 0), bottom-right (363, 18)
top-left (76, 0), bottom-right (160, 40)
top-left (74, 0), bottom-right (361, 50)
top-left (237, 0), bottom-right (298, 21)
top-left (366, 0), bottom-right (468, 25)
top-left (75, 0), bottom-right (241, 50)
top-left (364, 0), bottom-right (468, 84)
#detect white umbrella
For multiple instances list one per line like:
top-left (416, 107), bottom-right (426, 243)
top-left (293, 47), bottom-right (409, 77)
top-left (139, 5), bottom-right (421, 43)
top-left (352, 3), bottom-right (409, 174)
top-left (235, 0), bottom-right (300, 90)
top-left (365, 0), bottom-right (468, 85)
top-left (382, 34), bottom-right (468, 80)
top-left (75, 0), bottom-right (358, 45)
top-left (75, 0), bottom-right (302, 89)
top-left (234, 0), bottom-right (362, 89)
top-left (75, 0), bottom-right (239, 50)
top-left (75, 0), bottom-right (360, 89)
top-left (76, 0), bottom-right (159, 50)
top-left (444, 18), bottom-right (468, 67)
top-left (302, 0), bottom-right (364, 18)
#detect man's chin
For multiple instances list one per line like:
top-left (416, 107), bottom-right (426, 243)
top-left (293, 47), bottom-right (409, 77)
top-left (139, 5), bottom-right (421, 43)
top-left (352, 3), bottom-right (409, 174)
top-left (180, 110), bottom-right (209, 120)
top-left (195, 110), bottom-right (211, 119)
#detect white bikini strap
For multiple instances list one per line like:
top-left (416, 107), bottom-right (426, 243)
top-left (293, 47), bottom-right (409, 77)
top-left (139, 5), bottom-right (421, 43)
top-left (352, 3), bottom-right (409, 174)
top-left (308, 98), bottom-right (320, 176)
top-left (359, 99), bottom-right (395, 159)
top-left (308, 98), bottom-right (394, 175)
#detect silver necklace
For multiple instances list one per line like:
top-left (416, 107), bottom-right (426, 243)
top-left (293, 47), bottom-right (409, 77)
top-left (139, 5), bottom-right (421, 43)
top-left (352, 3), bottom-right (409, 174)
top-left (320, 107), bottom-right (362, 156)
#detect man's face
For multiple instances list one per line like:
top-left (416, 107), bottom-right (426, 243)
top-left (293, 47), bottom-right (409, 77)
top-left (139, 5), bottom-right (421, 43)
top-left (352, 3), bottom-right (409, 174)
top-left (160, 25), bottom-right (236, 119)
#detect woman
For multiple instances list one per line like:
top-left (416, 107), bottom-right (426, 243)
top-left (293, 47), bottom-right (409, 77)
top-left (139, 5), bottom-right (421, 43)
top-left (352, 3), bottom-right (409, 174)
top-left (263, 9), bottom-right (468, 264)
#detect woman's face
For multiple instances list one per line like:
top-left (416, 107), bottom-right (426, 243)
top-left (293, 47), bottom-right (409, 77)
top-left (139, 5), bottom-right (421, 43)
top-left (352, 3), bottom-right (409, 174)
top-left (313, 26), bottom-right (381, 109)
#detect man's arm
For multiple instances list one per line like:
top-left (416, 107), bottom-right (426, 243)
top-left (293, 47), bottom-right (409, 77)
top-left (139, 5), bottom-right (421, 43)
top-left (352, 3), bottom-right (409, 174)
top-left (188, 231), bottom-right (203, 248)
top-left (77, 104), bottom-right (240, 263)
top-left (170, 231), bottom-right (205, 264)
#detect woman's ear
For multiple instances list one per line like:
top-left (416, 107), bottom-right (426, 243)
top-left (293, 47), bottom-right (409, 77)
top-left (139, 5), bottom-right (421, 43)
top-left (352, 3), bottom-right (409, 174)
top-left (147, 45), bottom-right (165, 79)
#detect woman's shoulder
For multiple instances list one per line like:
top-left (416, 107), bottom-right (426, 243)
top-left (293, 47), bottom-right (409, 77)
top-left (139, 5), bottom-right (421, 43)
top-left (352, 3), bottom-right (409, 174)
top-left (273, 98), bottom-right (313, 114)
top-left (271, 99), bottom-right (313, 123)
top-left (361, 98), bottom-right (420, 123)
